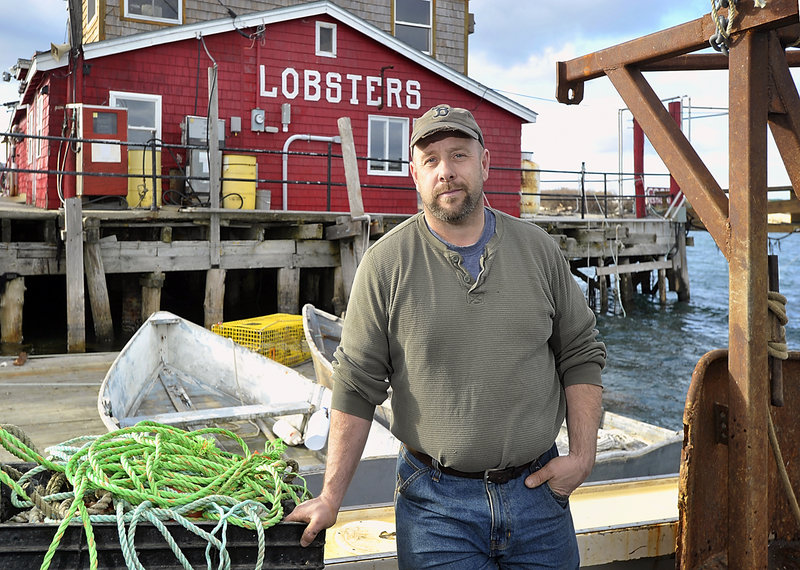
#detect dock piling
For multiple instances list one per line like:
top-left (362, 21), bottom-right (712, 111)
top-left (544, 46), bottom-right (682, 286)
top-left (0, 276), bottom-right (25, 344)
top-left (65, 197), bottom-right (86, 352)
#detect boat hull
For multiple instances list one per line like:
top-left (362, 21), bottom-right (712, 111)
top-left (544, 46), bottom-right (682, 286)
top-left (97, 311), bottom-right (401, 507)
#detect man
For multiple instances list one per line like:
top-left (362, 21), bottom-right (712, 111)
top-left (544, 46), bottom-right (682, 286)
top-left (287, 104), bottom-right (606, 569)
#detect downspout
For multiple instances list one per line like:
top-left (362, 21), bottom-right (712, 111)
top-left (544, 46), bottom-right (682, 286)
top-left (282, 134), bottom-right (341, 210)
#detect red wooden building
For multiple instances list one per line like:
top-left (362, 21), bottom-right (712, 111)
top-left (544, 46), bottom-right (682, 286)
top-left (11, 1), bottom-right (537, 215)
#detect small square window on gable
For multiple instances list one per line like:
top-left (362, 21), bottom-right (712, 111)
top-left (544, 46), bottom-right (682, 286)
top-left (316, 21), bottom-right (337, 58)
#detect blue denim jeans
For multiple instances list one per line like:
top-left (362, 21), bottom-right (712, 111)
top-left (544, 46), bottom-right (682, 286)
top-left (394, 443), bottom-right (579, 569)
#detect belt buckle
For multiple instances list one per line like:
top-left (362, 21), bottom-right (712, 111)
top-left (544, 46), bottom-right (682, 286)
top-left (484, 467), bottom-right (512, 484)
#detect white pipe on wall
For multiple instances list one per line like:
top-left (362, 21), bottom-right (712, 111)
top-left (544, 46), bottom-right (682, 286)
top-left (282, 134), bottom-right (341, 210)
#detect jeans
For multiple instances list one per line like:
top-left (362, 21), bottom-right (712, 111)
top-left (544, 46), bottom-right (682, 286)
top-left (394, 443), bottom-right (579, 569)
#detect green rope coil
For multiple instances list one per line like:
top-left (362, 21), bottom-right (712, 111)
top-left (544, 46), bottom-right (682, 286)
top-left (0, 421), bottom-right (313, 570)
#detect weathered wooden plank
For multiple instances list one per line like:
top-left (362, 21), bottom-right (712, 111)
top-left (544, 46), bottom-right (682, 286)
top-left (562, 242), bottom-right (670, 259)
top-left (337, 117), bottom-right (365, 217)
top-left (84, 240), bottom-right (114, 344)
top-left (14, 243), bottom-right (60, 258)
top-left (0, 276), bottom-right (24, 343)
top-left (595, 259), bottom-right (674, 276)
top-left (267, 223), bottom-right (324, 240)
top-left (141, 271), bottom-right (165, 321)
top-left (325, 220), bottom-right (364, 240)
top-left (65, 197), bottom-right (85, 352)
top-left (218, 240), bottom-right (297, 270)
top-left (98, 240), bottom-right (300, 273)
top-left (204, 268), bottom-right (226, 328)
top-left (295, 240), bottom-right (339, 268)
top-left (621, 233), bottom-right (658, 245)
top-left (278, 267), bottom-right (301, 314)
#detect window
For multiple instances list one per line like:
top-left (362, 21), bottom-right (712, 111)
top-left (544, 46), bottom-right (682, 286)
top-left (109, 91), bottom-right (162, 146)
top-left (32, 92), bottom-right (44, 162)
top-left (394, 0), bottom-right (432, 54)
top-left (316, 21), bottom-right (337, 57)
top-left (87, 0), bottom-right (97, 23)
top-left (368, 116), bottom-right (409, 176)
top-left (124, 0), bottom-right (181, 25)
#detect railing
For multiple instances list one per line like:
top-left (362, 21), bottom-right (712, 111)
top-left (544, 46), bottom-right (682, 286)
top-left (0, 131), bottom-right (683, 220)
top-left (514, 161), bottom-right (682, 220)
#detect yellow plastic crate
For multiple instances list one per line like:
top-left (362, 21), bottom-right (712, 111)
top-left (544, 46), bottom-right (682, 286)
top-left (211, 313), bottom-right (311, 366)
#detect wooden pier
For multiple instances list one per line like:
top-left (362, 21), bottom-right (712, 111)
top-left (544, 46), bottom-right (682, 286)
top-left (0, 194), bottom-right (690, 352)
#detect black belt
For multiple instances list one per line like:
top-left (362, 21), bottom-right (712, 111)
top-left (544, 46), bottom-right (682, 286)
top-left (405, 446), bottom-right (534, 485)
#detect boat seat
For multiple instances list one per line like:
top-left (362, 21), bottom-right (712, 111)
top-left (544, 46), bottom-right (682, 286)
top-left (119, 401), bottom-right (313, 428)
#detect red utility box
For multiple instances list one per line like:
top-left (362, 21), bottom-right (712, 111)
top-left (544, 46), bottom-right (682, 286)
top-left (69, 104), bottom-right (128, 196)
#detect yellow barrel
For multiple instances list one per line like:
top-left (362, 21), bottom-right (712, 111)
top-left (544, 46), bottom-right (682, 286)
top-left (222, 154), bottom-right (257, 209)
top-left (520, 157), bottom-right (540, 214)
top-left (127, 150), bottom-right (162, 208)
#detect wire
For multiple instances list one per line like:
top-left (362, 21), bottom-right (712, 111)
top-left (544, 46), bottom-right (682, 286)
top-left (491, 88), bottom-right (558, 103)
top-left (214, 0), bottom-right (267, 40)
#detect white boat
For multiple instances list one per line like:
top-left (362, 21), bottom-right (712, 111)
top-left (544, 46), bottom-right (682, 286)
top-left (302, 303), bottom-right (393, 429)
top-left (97, 310), bottom-right (400, 507)
top-left (301, 303), bottom-right (341, 391)
top-left (562, 411), bottom-right (682, 483)
top-left (301, 303), bottom-right (682, 482)
top-left (324, 474), bottom-right (678, 569)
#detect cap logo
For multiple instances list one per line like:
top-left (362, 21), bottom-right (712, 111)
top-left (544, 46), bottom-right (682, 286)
top-left (432, 106), bottom-right (450, 118)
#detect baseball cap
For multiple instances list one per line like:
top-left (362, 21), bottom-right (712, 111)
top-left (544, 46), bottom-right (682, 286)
top-left (410, 104), bottom-right (484, 148)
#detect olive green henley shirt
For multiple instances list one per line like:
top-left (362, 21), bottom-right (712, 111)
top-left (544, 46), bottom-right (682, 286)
top-left (331, 208), bottom-right (606, 472)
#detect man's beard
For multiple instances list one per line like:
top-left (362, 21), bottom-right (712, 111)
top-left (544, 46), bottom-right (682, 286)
top-left (425, 184), bottom-right (481, 224)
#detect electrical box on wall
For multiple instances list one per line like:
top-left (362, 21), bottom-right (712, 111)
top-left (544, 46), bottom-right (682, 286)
top-left (182, 115), bottom-right (225, 146)
top-left (251, 108), bottom-right (265, 132)
top-left (68, 104), bottom-right (128, 196)
top-left (281, 103), bottom-right (291, 132)
top-left (181, 115), bottom-right (225, 200)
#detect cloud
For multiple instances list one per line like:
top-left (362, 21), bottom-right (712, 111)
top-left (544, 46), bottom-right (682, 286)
top-left (468, 0), bottom-right (712, 67)
top-left (0, 0), bottom-right (67, 145)
top-left (466, 0), bottom-right (800, 193)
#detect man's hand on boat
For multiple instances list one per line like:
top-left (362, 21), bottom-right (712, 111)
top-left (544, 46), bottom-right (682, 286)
top-left (285, 494), bottom-right (339, 547)
top-left (285, 411), bottom-right (372, 547)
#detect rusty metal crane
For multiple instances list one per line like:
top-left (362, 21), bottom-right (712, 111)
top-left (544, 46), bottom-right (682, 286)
top-left (556, 1), bottom-right (800, 567)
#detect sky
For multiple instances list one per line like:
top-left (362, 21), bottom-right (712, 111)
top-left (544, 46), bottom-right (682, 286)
top-left (0, 0), bottom-right (793, 195)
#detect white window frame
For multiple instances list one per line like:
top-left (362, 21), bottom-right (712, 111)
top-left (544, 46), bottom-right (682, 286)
top-left (316, 21), bottom-right (337, 58)
top-left (87, 0), bottom-right (97, 24)
top-left (109, 91), bottom-right (162, 146)
top-left (367, 115), bottom-right (409, 177)
top-left (123, 0), bottom-right (182, 25)
top-left (26, 102), bottom-right (35, 166)
top-left (35, 93), bottom-right (44, 160)
top-left (394, 0), bottom-right (432, 54)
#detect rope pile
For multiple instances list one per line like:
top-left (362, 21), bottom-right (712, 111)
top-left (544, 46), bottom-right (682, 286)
top-left (0, 421), bottom-right (312, 570)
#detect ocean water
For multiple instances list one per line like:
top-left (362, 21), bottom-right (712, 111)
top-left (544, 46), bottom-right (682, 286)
top-left (596, 229), bottom-right (800, 431)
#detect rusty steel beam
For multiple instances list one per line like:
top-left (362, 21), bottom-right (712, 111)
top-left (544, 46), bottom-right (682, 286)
top-left (556, 0), bottom-right (799, 104)
top-left (726, 29), bottom-right (771, 568)
top-left (642, 26), bottom-right (800, 71)
top-left (604, 66), bottom-right (729, 250)
top-left (767, 34), bottom-right (800, 200)
top-left (642, 46), bottom-right (800, 71)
